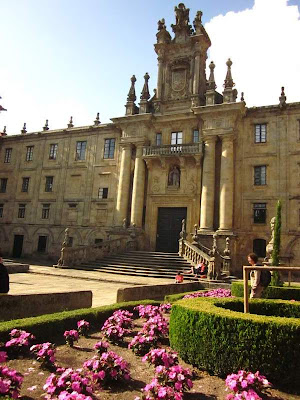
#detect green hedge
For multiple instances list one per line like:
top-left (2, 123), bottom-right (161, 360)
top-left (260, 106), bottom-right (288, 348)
top-left (232, 281), bottom-right (300, 300)
top-left (165, 290), bottom-right (206, 303)
top-left (0, 300), bottom-right (160, 344)
top-left (169, 297), bottom-right (300, 393)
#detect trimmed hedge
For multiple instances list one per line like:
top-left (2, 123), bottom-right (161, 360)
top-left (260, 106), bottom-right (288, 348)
top-left (165, 290), bottom-right (206, 303)
top-left (169, 297), bottom-right (300, 393)
top-left (232, 281), bottom-right (300, 300)
top-left (0, 299), bottom-right (160, 344)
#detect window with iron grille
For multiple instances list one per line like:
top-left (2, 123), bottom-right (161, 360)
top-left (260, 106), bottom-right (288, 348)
top-left (4, 148), bottom-right (12, 163)
top-left (18, 204), bottom-right (26, 218)
top-left (0, 204), bottom-right (3, 218)
top-left (49, 144), bottom-right (58, 160)
top-left (75, 141), bottom-right (87, 160)
top-left (156, 133), bottom-right (162, 146)
top-left (104, 138), bottom-right (115, 159)
top-left (0, 178), bottom-right (8, 193)
top-left (254, 165), bottom-right (266, 185)
top-left (45, 176), bottom-right (54, 192)
top-left (255, 124), bottom-right (267, 143)
top-left (193, 129), bottom-right (199, 143)
top-left (68, 237), bottom-right (73, 247)
top-left (21, 177), bottom-right (30, 192)
top-left (42, 204), bottom-right (50, 219)
top-left (98, 187), bottom-right (108, 199)
top-left (26, 146), bottom-right (34, 161)
top-left (253, 203), bottom-right (266, 223)
top-left (37, 236), bottom-right (47, 253)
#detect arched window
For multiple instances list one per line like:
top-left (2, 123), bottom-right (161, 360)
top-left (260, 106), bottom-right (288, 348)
top-left (253, 239), bottom-right (266, 258)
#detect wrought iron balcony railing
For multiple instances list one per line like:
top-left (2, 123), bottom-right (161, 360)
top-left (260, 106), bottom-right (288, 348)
top-left (143, 142), bottom-right (202, 157)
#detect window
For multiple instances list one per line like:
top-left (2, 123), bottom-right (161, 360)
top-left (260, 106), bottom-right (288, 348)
top-left (42, 204), bottom-right (50, 219)
top-left (68, 237), bottom-right (73, 247)
top-left (255, 124), bottom-right (266, 143)
top-left (75, 141), bottom-right (87, 160)
top-left (45, 176), bottom-right (54, 192)
top-left (0, 204), bottom-right (3, 218)
top-left (253, 203), bottom-right (266, 223)
top-left (254, 166), bottom-right (266, 185)
top-left (49, 144), bottom-right (58, 160)
top-left (26, 146), bottom-right (34, 161)
top-left (156, 133), bottom-right (162, 146)
top-left (98, 187), bottom-right (108, 199)
top-left (171, 132), bottom-right (183, 145)
top-left (69, 203), bottom-right (77, 208)
top-left (4, 148), bottom-right (12, 163)
top-left (0, 178), bottom-right (8, 193)
top-left (18, 204), bottom-right (26, 218)
top-left (21, 177), bottom-right (30, 192)
top-left (37, 236), bottom-right (47, 253)
top-left (193, 129), bottom-right (199, 143)
top-left (253, 239), bottom-right (266, 258)
top-left (104, 138), bottom-right (115, 159)
top-left (95, 238), bottom-right (103, 245)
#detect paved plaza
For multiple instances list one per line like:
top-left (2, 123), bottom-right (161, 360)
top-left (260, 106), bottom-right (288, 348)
top-left (8, 263), bottom-right (173, 308)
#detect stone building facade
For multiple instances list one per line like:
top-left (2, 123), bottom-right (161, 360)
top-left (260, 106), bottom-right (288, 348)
top-left (1, 4), bottom-right (300, 273)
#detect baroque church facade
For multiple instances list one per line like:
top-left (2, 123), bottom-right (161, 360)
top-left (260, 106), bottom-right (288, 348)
top-left (1, 4), bottom-right (300, 274)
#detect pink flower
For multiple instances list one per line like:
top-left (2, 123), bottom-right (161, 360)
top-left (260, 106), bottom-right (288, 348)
top-left (0, 352), bottom-right (7, 363)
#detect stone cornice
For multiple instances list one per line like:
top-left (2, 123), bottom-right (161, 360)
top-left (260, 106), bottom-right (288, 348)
top-left (192, 101), bottom-right (246, 117)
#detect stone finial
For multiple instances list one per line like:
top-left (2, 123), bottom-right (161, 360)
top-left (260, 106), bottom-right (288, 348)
top-left (193, 10), bottom-right (203, 34)
top-left (207, 61), bottom-right (217, 90)
top-left (43, 119), bottom-right (49, 131)
top-left (279, 86), bottom-right (287, 108)
top-left (68, 116), bottom-right (74, 128)
top-left (0, 95), bottom-right (7, 112)
top-left (21, 123), bottom-right (27, 134)
top-left (224, 58), bottom-right (235, 89)
top-left (140, 72), bottom-right (150, 101)
top-left (3, 126), bottom-right (7, 135)
top-left (171, 3), bottom-right (193, 38)
top-left (94, 112), bottom-right (101, 126)
top-left (241, 92), bottom-right (245, 102)
top-left (127, 75), bottom-right (137, 102)
top-left (156, 18), bottom-right (172, 44)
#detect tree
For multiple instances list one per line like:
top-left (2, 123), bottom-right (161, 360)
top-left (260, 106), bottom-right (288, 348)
top-left (270, 200), bottom-right (283, 286)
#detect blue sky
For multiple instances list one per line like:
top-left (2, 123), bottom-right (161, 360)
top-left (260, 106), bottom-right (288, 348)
top-left (1, 0), bottom-right (299, 135)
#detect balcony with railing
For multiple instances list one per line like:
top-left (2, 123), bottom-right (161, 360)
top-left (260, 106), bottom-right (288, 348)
top-left (142, 142), bottom-right (202, 157)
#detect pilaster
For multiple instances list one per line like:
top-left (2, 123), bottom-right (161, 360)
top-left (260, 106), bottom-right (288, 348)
top-left (200, 135), bottom-right (217, 231)
top-left (115, 143), bottom-right (132, 226)
top-left (130, 145), bottom-right (146, 227)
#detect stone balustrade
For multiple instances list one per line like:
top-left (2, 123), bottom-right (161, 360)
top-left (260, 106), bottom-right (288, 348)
top-left (55, 237), bottom-right (129, 268)
top-left (143, 143), bottom-right (202, 157)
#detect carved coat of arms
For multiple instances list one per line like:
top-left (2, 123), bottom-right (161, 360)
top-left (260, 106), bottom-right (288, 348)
top-left (172, 69), bottom-right (186, 92)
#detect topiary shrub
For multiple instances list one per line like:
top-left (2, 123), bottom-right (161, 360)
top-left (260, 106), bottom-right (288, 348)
top-left (169, 297), bottom-right (300, 393)
top-left (231, 281), bottom-right (300, 300)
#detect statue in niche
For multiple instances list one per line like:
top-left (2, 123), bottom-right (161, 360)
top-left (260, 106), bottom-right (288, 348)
top-left (168, 166), bottom-right (180, 187)
top-left (174, 3), bottom-right (190, 26)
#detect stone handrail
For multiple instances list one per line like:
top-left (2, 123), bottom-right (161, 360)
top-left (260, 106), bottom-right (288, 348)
top-left (56, 237), bottom-right (129, 268)
top-left (143, 143), bottom-right (202, 157)
top-left (179, 239), bottom-right (222, 280)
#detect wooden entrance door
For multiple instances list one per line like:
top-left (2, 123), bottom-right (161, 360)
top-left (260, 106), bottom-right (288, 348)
top-left (12, 235), bottom-right (24, 258)
top-left (156, 207), bottom-right (187, 253)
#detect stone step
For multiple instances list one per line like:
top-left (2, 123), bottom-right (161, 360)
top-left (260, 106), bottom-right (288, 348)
top-left (81, 262), bottom-right (191, 274)
top-left (89, 260), bottom-right (190, 269)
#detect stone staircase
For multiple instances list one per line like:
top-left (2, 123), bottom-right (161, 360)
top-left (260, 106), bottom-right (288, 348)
top-left (77, 251), bottom-right (197, 281)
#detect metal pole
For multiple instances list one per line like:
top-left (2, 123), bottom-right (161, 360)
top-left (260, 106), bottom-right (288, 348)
top-left (243, 266), bottom-right (249, 313)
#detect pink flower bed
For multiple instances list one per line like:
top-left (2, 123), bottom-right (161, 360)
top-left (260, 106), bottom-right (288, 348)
top-left (184, 288), bottom-right (233, 299)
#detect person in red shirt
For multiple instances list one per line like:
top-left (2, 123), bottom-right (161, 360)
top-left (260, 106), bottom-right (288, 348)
top-left (175, 271), bottom-right (184, 283)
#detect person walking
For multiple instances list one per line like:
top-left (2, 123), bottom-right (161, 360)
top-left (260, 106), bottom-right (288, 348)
top-left (248, 252), bottom-right (264, 299)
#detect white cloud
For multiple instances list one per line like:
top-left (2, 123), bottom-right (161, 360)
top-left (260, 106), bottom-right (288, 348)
top-left (205, 0), bottom-right (300, 106)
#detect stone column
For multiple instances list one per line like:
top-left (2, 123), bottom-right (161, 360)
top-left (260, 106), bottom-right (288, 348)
top-left (130, 146), bottom-right (146, 227)
top-left (200, 136), bottom-right (216, 231)
top-left (115, 143), bottom-right (132, 226)
top-left (219, 135), bottom-right (234, 231)
top-left (156, 57), bottom-right (164, 100)
top-left (193, 52), bottom-right (200, 95)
